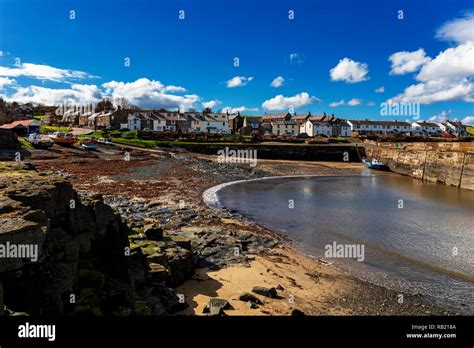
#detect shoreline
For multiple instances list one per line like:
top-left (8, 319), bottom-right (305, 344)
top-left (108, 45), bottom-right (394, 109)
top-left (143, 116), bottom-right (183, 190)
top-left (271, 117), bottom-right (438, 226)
top-left (26, 144), bottom-right (470, 316)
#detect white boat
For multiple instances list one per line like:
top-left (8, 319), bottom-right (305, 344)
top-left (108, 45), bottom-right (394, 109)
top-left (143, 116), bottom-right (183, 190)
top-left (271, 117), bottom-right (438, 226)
top-left (48, 132), bottom-right (78, 146)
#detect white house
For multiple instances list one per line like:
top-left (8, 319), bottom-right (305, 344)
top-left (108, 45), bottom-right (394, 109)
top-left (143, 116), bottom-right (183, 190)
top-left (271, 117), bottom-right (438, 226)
top-left (124, 113), bottom-right (142, 131)
top-left (301, 118), bottom-right (330, 136)
top-left (152, 114), bottom-right (167, 132)
top-left (201, 113), bottom-right (229, 134)
top-left (347, 120), bottom-right (412, 135)
top-left (411, 121), bottom-right (441, 136)
top-left (271, 120), bottom-right (298, 135)
top-left (438, 120), bottom-right (467, 136)
top-left (300, 114), bottom-right (352, 137)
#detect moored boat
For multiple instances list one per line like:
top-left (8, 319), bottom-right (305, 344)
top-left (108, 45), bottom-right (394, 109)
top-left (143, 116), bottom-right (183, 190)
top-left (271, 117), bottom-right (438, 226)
top-left (81, 142), bottom-right (99, 150)
top-left (24, 133), bottom-right (54, 149)
top-left (362, 157), bottom-right (388, 170)
top-left (48, 132), bottom-right (78, 146)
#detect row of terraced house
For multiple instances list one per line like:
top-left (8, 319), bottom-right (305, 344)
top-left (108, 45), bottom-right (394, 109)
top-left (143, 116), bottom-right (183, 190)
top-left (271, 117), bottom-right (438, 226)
top-left (53, 107), bottom-right (469, 137)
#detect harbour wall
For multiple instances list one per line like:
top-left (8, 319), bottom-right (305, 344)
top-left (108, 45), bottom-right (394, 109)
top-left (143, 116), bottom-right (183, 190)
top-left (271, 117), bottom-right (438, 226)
top-left (364, 142), bottom-right (474, 190)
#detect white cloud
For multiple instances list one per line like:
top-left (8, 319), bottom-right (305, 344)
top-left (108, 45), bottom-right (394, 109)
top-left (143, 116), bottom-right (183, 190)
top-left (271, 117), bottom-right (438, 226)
top-left (347, 98), bottom-right (362, 106)
top-left (375, 86), bottom-right (385, 93)
top-left (461, 116), bottom-right (474, 125)
top-left (0, 51), bottom-right (3, 57)
top-left (262, 92), bottom-right (319, 111)
top-left (390, 43), bottom-right (474, 104)
top-left (390, 78), bottom-right (474, 104)
top-left (0, 63), bottom-right (94, 82)
top-left (329, 100), bottom-right (345, 107)
top-left (330, 58), bottom-right (369, 83)
top-left (202, 100), bottom-right (221, 109)
top-left (289, 53), bottom-right (304, 64)
top-left (271, 76), bottom-right (285, 88)
top-left (226, 76), bottom-right (253, 88)
top-left (367, 101), bottom-right (376, 106)
top-left (416, 42), bottom-right (474, 82)
top-left (102, 78), bottom-right (199, 110)
top-left (221, 106), bottom-right (259, 114)
top-left (0, 77), bottom-right (15, 89)
top-left (329, 98), bottom-right (362, 107)
top-left (428, 110), bottom-right (451, 123)
top-left (163, 85), bottom-right (187, 93)
top-left (436, 12), bottom-right (474, 44)
top-left (5, 84), bottom-right (102, 105)
top-left (389, 48), bottom-right (431, 75)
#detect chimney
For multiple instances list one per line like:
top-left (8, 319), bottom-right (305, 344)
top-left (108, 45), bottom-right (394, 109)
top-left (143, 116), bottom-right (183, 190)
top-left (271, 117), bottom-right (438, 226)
top-left (323, 112), bottom-right (326, 117)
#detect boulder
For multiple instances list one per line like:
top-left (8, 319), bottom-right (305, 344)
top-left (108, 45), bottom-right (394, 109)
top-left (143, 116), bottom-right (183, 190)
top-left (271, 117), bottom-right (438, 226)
top-left (144, 223), bottom-right (163, 241)
top-left (252, 286), bottom-right (277, 298)
top-left (203, 298), bottom-right (229, 316)
top-left (238, 292), bottom-right (262, 304)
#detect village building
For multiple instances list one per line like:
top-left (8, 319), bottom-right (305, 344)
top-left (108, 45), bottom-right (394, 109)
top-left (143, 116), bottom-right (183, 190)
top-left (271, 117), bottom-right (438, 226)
top-left (411, 121), bottom-right (441, 136)
top-left (438, 120), bottom-right (467, 136)
top-left (292, 112), bottom-right (312, 127)
top-left (300, 114), bottom-right (352, 137)
top-left (347, 119), bottom-right (412, 135)
top-left (0, 119), bottom-right (41, 135)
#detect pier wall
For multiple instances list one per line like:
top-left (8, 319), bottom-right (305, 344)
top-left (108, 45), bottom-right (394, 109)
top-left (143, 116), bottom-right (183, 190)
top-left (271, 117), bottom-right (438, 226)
top-left (365, 142), bottom-right (474, 190)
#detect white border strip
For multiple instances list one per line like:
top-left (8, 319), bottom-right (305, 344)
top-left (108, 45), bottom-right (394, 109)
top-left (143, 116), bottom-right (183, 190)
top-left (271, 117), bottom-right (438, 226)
top-left (203, 173), bottom-right (375, 208)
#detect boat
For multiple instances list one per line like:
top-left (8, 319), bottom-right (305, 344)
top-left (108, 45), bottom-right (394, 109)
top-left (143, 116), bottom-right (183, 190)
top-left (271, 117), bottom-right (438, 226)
top-left (48, 132), bottom-right (78, 146)
top-left (81, 142), bottom-right (99, 150)
top-left (362, 157), bottom-right (389, 170)
top-left (24, 133), bottom-right (54, 149)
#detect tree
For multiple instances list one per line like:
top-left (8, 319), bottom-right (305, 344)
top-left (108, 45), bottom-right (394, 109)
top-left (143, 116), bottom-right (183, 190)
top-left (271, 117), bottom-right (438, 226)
top-left (113, 97), bottom-right (137, 110)
top-left (203, 107), bottom-right (212, 114)
top-left (95, 99), bottom-right (114, 112)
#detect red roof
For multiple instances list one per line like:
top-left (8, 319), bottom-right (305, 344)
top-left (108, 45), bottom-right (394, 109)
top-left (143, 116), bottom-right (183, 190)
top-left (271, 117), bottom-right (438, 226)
top-left (0, 120), bottom-right (35, 129)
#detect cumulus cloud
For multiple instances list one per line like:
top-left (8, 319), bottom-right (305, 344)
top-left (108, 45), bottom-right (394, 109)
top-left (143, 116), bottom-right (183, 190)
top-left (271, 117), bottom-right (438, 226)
top-left (271, 76), bottom-right (285, 88)
top-left (262, 92), bottom-right (319, 111)
top-left (416, 42), bottom-right (474, 82)
top-left (389, 14), bottom-right (474, 105)
top-left (221, 106), bottom-right (259, 114)
top-left (389, 48), bottom-right (431, 75)
top-left (436, 11), bottom-right (474, 44)
top-left (330, 58), bottom-right (369, 83)
top-left (5, 84), bottom-right (102, 105)
top-left (226, 76), bottom-right (253, 88)
top-left (0, 77), bottom-right (15, 89)
top-left (102, 78), bottom-right (199, 110)
top-left (202, 100), bottom-right (221, 109)
top-left (0, 63), bottom-right (95, 82)
top-left (461, 116), bottom-right (474, 125)
top-left (375, 86), bottom-right (385, 93)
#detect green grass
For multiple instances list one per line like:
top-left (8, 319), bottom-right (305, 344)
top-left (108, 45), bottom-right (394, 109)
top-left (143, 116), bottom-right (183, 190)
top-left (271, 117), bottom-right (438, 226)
top-left (18, 138), bottom-right (34, 150)
top-left (33, 115), bottom-right (46, 120)
top-left (41, 125), bottom-right (72, 133)
top-left (77, 130), bottom-right (104, 138)
top-left (467, 126), bottom-right (474, 136)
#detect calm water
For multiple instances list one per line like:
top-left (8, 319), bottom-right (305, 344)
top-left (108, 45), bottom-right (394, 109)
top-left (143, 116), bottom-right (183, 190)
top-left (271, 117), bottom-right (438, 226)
top-left (217, 175), bottom-right (474, 311)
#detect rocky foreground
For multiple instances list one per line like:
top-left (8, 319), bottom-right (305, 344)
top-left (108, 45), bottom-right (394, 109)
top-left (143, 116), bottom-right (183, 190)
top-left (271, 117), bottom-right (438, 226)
top-left (0, 145), bottom-right (468, 316)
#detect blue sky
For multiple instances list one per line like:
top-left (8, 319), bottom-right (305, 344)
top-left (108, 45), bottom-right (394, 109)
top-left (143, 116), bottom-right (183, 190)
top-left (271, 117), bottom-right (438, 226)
top-left (0, 0), bottom-right (473, 123)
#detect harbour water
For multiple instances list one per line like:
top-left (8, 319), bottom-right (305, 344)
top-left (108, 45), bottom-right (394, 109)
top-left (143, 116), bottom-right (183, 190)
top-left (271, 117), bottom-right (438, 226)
top-left (216, 175), bottom-right (474, 312)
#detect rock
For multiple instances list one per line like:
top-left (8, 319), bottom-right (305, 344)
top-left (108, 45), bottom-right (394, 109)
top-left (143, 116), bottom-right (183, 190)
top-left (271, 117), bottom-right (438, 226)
top-left (252, 286), bottom-right (277, 298)
top-left (238, 292), bottom-right (262, 304)
top-left (148, 263), bottom-right (169, 283)
top-left (291, 309), bottom-right (305, 316)
top-left (203, 298), bottom-right (229, 316)
top-left (144, 223), bottom-right (163, 241)
top-left (276, 284), bottom-right (284, 291)
top-left (170, 236), bottom-right (192, 250)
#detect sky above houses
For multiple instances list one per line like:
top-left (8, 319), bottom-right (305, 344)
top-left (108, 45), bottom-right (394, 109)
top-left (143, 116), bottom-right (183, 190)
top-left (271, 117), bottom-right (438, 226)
top-left (0, 0), bottom-right (473, 124)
